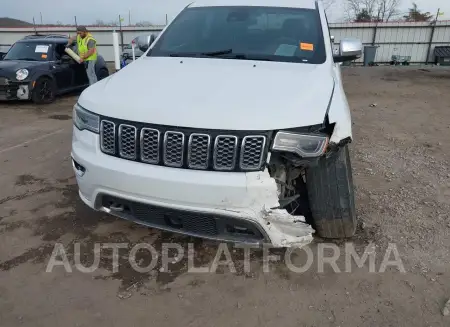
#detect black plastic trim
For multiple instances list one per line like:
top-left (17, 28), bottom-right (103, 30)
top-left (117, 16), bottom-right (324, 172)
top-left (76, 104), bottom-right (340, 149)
top-left (98, 114), bottom-right (273, 173)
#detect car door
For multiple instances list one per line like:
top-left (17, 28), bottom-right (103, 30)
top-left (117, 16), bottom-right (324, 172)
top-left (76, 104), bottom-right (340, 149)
top-left (52, 44), bottom-right (73, 91)
top-left (73, 60), bottom-right (89, 87)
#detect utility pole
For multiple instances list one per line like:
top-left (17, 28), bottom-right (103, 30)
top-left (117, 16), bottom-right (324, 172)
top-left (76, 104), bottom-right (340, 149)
top-left (128, 10), bottom-right (131, 26)
top-left (32, 17), bottom-right (37, 34)
top-left (165, 14), bottom-right (168, 25)
top-left (426, 8), bottom-right (440, 65)
top-left (74, 16), bottom-right (78, 27)
top-left (40, 12), bottom-right (43, 25)
top-left (119, 15), bottom-right (124, 51)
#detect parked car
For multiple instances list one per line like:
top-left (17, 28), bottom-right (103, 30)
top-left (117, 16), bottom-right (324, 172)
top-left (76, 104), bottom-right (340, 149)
top-left (72, 0), bottom-right (362, 247)
top-left (0, 34), bottom-right (109, 104)
top-left (122, 33), bottom-right (159, 61)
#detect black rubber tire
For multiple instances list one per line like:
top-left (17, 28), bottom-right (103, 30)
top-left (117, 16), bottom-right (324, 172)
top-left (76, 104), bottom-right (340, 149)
top-left (31, 77), bottom-right (56, 104)
top-left (97, 68), bottom-right (109, 81)
top-left (306, 145), bottom-right (356, 239)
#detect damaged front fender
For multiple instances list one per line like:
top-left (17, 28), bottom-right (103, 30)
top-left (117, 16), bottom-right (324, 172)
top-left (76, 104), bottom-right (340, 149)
top-left (327, 77), bottom-right (353, 145)
top-left (261, 207), bottom-right (314, 247)
top-left (244, 169), bottom-right (314, 248)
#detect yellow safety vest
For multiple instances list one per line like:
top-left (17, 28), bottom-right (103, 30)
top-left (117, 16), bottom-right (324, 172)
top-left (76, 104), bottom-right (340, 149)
top-left (77, 34), bottom-right (97, 61)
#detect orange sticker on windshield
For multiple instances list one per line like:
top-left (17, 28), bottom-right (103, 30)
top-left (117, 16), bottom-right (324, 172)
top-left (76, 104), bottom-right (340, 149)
top-left (300, 43), bottom-right (314, 51)
top-left (41, 54), bottom-right (47, 59)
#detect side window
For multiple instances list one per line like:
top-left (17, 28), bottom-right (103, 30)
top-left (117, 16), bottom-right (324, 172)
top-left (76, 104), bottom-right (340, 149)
top-left (54, 44), bottom-right (66, 60)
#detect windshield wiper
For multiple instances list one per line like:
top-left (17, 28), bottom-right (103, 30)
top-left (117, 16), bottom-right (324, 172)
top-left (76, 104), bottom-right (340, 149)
top-left (169, 52), bottom-right (203, 58)
top-left (202, 49), bottom-right (275, 61)
top-left (201, 49), bottom-right (274, 61)
top-left (169, 49), bottom-right (233, 58)
top-left (201, 49), bottom-right (233, 57)
top-left (223, 53), bottom-right (274, 62)
top-left (168, 51), bottom-right (274, 62)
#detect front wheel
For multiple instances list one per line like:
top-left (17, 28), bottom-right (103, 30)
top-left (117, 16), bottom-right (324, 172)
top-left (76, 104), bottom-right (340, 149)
top-left (306, 145), bottom-right (357, 239)
top-left (31, 77), bottom-right (56, 104)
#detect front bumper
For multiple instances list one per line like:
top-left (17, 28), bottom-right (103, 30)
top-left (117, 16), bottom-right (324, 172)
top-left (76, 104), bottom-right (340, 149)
top-left (0, 77), bottom-right (31, 100)
top-left (71, 127), bottom-right (314, 247)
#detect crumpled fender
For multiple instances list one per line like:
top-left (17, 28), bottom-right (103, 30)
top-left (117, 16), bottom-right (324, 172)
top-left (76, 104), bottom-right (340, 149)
top-left (245, 171), bottom-right (314, 248)
top-left (327, 78), bottom-right (353, 144)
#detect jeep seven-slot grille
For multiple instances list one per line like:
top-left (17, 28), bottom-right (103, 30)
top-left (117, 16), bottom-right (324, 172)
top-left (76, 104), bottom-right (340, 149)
top-left (99, 118), bottom-right (269, 172)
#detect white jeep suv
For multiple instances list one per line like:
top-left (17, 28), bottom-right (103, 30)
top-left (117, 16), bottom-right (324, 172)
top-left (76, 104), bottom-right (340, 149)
top-left (72, 0), bottom-right (362, 247)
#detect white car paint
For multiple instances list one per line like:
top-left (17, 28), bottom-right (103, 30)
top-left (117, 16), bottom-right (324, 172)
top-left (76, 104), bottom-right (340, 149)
top-left (72, 0), bottom-right (353, 247)
top-left (79, 57), bottom-right (335, 130)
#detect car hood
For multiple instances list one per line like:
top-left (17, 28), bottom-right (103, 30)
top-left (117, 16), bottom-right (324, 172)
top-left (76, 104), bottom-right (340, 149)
top-left (0, 60), bottom-right (48, 71)
top-left (79, 57), bottom-right (335, 130)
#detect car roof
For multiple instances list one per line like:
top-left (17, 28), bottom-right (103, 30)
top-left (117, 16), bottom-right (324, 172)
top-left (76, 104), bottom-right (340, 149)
top-left (189, 0), bottom-right (317, 9)
top-left (18, 35), bottom-right (68, 44)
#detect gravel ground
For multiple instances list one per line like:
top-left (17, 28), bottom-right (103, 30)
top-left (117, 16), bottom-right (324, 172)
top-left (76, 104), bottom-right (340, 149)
top-left (0, 67), bottom-right (450, 327)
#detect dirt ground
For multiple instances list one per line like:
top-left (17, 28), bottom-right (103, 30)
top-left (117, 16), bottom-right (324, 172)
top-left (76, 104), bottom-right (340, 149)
top-left (1, 67), bottom-right (450, 327)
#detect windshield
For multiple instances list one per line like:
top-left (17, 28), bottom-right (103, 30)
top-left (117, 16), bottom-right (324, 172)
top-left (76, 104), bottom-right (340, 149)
top-left (4, 42), bottom-right (52, 61)
top-left (149, 6), bottom-right (326, 64)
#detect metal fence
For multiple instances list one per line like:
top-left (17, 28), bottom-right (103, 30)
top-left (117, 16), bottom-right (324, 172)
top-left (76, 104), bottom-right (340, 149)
top-left (1, 21), bottom-right (450, 63)
top-left (330, 21), bottom-right (450, 64)
top-left (0, 26), bottom-right (165, 61)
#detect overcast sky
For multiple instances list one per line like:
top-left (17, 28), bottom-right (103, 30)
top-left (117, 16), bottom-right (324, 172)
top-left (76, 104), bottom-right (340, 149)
top-left (2, 0), bottom-right (449, 25)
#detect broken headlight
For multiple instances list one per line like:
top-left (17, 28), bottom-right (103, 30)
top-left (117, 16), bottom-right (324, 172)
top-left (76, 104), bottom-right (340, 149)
top-left (73, 103), bottom-right (100, 133)
top-left (16, 69), bottom-right (29, 81)
top-left (272, 132), bottom-right (329, 157)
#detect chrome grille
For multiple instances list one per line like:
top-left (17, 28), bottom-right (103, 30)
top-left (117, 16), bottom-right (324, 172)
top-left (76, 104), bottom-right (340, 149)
top-left (164, 131), bottom-right (185, 167)
top-left (240, 136), bottom-right (266, 170)
top-left (188, 134), bottom-right (211, 169)
top-left (99, 119), bottom-right (268, 172)
top-left (214, 136), bottom-right (238, 171)
top-left (119, 124), bottom-right (137, 159)
top-left (100, 120), bottom-right (115, 154)
top-left (141, 128), bottom-right (160, 164)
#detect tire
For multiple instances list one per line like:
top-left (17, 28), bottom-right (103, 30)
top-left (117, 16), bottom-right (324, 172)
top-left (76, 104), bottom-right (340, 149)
top-left (31, 77), bottom-right (56, 104)
top-left (97, 68), bottom-right (109, 81)
top-left (306, 145), bottom-right (356, 239)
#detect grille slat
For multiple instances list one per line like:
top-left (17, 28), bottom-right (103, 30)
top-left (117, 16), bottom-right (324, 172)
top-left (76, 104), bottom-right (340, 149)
top-left (119, 124), bottom-right (137, 159)
top-left (100, 120), bottom-right (116, 154)
top-left (240, 136), bottom-right (266, 170)
top-left (188, 134), bottom-right (211, 169)
top-left (164, 131), bottom-right (185, 167)
top-left (141, 128), bottom-right (160, 164)
top-left (214, 136), bottom-right (238, 171)
top-left (99, 119), bottom-right (267, 172)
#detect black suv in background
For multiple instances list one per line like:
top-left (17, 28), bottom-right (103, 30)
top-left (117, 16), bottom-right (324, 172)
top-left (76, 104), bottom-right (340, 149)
top-left (0, 34), bottom-right (109, 104)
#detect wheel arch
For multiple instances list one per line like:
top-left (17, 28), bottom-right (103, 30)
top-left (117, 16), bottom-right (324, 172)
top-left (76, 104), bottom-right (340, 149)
top-left (31, 72), bottom-right (57, 91)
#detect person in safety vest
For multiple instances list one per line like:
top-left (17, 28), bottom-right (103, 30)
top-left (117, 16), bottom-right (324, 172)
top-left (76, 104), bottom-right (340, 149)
top-left (67, 26), bottom-right (98, 85)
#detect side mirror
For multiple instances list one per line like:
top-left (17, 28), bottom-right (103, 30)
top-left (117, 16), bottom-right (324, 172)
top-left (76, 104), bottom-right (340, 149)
top-left (137, 34), bottom-right (156, 52)
top-left (334, 38), bottom-right (362, 63)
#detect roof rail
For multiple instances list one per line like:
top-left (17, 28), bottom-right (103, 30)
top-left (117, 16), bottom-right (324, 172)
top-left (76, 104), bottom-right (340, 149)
top-left (23, 34), bottom-right (68, 39)
top-left (43, 34), bottom-right (68, 38)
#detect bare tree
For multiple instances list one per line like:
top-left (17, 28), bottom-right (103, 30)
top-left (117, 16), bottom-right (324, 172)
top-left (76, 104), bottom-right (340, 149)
top-left (321, 0), bottom-right (336, 11)
top-left (403, 2), bottom-right (433, 22)
top-left (376, 0), bottom-right (401, 21)
top-left (345, 0), bottom-right (400, 22)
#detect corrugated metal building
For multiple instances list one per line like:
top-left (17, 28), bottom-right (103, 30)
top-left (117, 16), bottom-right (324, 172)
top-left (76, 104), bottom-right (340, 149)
top-left (1, 21), bottom-right (449, 63)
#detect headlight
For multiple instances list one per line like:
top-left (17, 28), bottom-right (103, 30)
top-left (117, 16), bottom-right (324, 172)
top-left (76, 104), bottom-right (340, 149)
top-left (16, 69), bottom-right (29, 81)
top-left (73, 103), bottom-right (100, 133)
top-left (272, 132), bottom-right (329, 157)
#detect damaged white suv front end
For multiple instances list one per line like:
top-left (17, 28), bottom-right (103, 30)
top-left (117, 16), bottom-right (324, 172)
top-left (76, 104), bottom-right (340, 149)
top-left (71, 0), bottom-right (362, 247)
